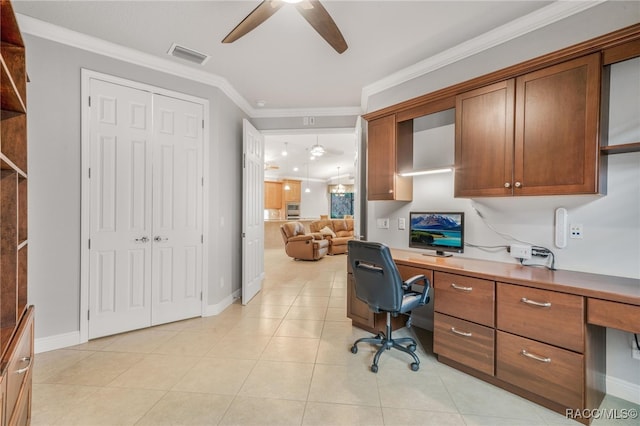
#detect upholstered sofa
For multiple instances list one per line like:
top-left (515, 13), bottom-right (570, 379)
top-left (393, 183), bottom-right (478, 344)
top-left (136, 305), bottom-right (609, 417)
top-left (309, 218), bottom-right (355, 255)
top-left (280, 221), bottom-right (329, 261)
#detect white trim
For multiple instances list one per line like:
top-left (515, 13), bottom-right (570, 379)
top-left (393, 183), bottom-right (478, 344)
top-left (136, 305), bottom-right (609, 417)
top-left (204, 290), bottom-right (241, 317)
top-left (360, 0), bottom-right (605, 110)
top-left (606, 376), bottom-right (640, 405)
top-left (19, 1), bottom-right (603, 117)
top-left (17, 14), bottom-right (253, 116)
top-left (80, 69), bottom-right (210, 343)
top-left (35, 331), bottom-right (81, 354)
top-left (16, 13), bottom-right (359, 119)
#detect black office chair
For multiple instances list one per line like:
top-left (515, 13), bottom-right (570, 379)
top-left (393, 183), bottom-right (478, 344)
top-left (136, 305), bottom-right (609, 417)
top-left (348, 240), bottom-right (431, 373)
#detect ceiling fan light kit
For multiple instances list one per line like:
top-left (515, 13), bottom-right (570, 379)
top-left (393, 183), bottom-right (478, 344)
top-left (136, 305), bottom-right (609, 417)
top-left (222, 0), bottom-right (348, 54)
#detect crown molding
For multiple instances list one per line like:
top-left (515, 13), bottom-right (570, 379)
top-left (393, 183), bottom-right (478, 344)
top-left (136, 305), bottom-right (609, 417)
top-left (360, 0), bottom-right (606, 111)
top-left (251, 105), bottom-right (362, 118)
top-left (16, 13), bottom-right (249, 116)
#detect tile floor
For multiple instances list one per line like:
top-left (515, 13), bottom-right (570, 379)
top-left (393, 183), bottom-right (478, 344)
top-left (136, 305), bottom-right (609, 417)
top-left (33, 248), bottom-right (638, 425)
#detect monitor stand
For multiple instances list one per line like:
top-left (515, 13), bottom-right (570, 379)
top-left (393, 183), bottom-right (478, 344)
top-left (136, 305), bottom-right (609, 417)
top-left (422, 251), bottom-right (452, 258)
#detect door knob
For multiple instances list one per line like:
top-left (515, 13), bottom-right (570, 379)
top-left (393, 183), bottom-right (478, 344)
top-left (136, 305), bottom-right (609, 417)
top-left (154, 236), bottom-right (168, 242)
top-left (504, 182), bottom-right (511, 188)
top-left (515, 181), bottom-right (522, 188)
top-left (135, 236), bottom-right (149, 243)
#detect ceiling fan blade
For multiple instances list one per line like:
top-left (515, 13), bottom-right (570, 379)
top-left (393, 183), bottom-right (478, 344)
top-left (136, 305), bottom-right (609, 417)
top-left (222, 0), bottom-right (284, 44)
top-left (295, 0), bottom-right (348, 54)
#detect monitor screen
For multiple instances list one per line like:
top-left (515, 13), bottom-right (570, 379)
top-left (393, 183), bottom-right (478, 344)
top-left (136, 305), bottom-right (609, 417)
top-left (409, 212), bottom-right (464, 256)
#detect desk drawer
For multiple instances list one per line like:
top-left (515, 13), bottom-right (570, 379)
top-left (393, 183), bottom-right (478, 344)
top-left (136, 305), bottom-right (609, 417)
top-left (434, 272), bottom-right (495, 327)
top-left (587, 298), bottom-right (640, 333)
top-left (497, 283), bottom-right (584, 353)
top-left (496, 331), bottom-right (583, 409)
top-left (434, 312), bottom-right (494, 376)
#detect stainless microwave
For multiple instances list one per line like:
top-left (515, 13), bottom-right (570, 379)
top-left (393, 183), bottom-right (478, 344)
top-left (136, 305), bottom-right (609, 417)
top-left (286, 202), bottom-right (300, 219)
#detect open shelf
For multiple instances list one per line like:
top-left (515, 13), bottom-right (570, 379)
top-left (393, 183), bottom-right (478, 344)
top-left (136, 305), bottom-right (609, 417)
top-left (600, 142), bottom-right (640, 155)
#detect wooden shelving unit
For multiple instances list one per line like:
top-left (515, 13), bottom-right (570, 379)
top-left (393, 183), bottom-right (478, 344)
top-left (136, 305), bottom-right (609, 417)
top-left (600, 142), bottom-right (640, 155)
top-left (1, 0), bottom-right (33, 424)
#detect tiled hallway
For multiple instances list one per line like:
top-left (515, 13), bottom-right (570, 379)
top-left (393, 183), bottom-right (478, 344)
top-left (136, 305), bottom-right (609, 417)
top-left (33, 248), bottom-right (638, 425)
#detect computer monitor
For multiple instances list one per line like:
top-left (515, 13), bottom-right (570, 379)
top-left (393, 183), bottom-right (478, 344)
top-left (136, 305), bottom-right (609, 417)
top-left (409, 212), bottom-right (464, 257)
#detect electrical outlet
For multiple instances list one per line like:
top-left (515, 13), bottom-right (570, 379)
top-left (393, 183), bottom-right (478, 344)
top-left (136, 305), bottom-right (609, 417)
top-left (510, 243), bottom-right (532, 260)
top-left (570, 224), bottom-right (583, 239)
top-left (398, 218), bottom-right (406, 230)
top-left (377, 218), bottom-right (389, 229)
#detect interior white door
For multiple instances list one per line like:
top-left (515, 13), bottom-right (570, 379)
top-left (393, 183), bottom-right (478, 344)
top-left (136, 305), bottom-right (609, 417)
top-left (242, 119), bottom-right (265, 305)
top-left (151, 94), bottom-right (204, 324)
top-left (88, 79), bottom-right (153, 339)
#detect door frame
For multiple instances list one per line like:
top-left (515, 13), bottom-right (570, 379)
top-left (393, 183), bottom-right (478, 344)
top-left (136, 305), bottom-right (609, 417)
top-left (79, 69), bottom-right (210, 343)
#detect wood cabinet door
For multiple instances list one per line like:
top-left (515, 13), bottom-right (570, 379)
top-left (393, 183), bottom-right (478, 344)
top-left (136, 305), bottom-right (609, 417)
top-left (367, 115), bottom-right (397, 200)
top-left (264, 181), bottom-right (282, 209)
top-left (455, 80), bottom-right (515, 197)
top-left (514, 53), bottom-right (601, 195)
top-left (283, 180), bottom-right (301, 202)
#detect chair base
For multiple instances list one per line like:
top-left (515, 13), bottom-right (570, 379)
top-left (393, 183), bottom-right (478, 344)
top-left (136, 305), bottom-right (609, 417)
top-left (350, 312), bottom-right (420, 373)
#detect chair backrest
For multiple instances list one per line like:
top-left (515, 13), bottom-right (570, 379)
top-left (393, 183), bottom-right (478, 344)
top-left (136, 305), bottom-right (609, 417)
top-left (348, 240), bottom-right (404, 313)
top-left (280, 221), bottom-right (305, 243)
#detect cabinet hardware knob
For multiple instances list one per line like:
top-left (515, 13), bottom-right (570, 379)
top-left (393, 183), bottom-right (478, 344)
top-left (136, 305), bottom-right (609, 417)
top-left (388, 189), bottom-right (393, 193)
top-left (515, 181), bottom-right (522, 188)
top-left (135, 236), bottom-right (149, 243)
top-left (504, 182), bottom-right (511, 188)
top-left (451, 283), bottom-right (473, 292)
top-left (16, 356), bottom-right (32, 374)
top-left (521, 349), bottom-right (551, 363)
top-left (521, 297), bottom-right (551, 308)
top-left (450, 327), bottom-right (473, 337)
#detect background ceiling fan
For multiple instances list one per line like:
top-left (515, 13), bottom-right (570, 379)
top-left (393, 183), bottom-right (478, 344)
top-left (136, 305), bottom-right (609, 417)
top-left (222, 0), bottom-right (348, 54)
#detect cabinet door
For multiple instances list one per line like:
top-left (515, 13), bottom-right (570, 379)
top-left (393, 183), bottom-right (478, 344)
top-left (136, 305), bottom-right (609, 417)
top-left (367, 115), bottom-right (413, 201)
top-left (264, 181), bottom-right (282, 209)
top-left (455, 80), bottom-right (515, 197)
top-left (283, 180), bottom-right (301, 202)
top-left (514, 53), bottom-right (601, 195)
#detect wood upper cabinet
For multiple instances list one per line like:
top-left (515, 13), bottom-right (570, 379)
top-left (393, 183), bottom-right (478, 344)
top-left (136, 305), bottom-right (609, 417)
top-left (455, 80), bottom-right (515, 197)
top-left (366, 115), bottom-right (413, 201)
top-left (455, 53), bottom-right (602, 197)
top-left (282, 179), bottom-right (301, 203)
top-left (264, 181), bottom-right (282, 209)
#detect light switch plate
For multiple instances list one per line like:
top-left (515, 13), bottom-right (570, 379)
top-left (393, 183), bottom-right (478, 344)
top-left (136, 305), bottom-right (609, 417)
top-left (377, 218), bottom-right (389, 229)
top-left (398, 218), bottom-right (406, 230)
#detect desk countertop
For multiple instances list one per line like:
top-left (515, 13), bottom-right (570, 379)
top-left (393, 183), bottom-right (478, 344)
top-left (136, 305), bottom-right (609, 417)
top-left (391, 248), bottom-right (640, 306)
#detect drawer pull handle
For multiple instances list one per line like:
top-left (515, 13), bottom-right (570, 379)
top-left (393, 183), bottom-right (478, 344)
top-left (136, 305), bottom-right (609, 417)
top-left (521, 297), bottom-right (551, 308)
top-left (451, 283), bottom-right (472, 292)
top-left (16, 356), bottom-right (32, 374)
top-left (450, 327), bottom-right (473, 337)
top-left (521, 349), bottom-right (551, 363)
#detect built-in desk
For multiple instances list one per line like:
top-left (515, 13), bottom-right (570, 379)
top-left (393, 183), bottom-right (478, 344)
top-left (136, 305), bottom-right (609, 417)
top-left (346, 249), bottom-right (640, 425)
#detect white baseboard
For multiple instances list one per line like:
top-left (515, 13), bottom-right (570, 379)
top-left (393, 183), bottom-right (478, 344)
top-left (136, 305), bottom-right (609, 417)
top-left (204, 289), bottom-right (241, 317)
top-left (606, 376), bottom-right (640, 405)
top-left (35, 331), bottom-right (81, 354)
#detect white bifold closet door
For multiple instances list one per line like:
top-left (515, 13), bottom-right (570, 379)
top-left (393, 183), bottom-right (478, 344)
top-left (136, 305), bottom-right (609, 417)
top-left (88, 79), bottom-right (203, 339)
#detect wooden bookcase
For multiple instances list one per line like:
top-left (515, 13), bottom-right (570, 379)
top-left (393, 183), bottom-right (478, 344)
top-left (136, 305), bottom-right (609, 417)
top-left (1, 0), bottom-right (33, 424)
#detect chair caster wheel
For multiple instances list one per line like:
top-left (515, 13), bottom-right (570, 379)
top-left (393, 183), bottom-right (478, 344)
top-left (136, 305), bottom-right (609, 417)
top-left (351, 345), bottom-right (358, 354)
top-left (411, 362), bottom-right (419, 371)
top-left (408, 344), bottom-right (417, 352)
top-left (371, 364), bottom-right (378, 373)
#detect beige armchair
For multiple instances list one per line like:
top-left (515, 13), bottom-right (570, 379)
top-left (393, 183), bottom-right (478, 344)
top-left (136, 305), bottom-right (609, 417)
top-left (280, 222), bottom-right (329, 261)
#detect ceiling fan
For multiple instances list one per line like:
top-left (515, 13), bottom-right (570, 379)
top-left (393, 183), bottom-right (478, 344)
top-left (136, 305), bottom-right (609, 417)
top-left (222, 0), bottom-right (348, 54)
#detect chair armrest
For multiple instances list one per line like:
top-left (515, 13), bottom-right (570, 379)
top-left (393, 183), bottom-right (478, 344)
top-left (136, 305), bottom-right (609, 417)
top-left (310, 232), bottom-right (326, 240)
top-left (403, 275), bottom-right (431, 305)
top-left (288, 235), bottom-right (314, 242)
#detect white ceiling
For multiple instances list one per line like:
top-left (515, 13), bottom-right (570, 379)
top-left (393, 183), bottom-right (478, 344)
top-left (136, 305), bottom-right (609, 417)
top-left (14, 0), bottom-right (599, 180)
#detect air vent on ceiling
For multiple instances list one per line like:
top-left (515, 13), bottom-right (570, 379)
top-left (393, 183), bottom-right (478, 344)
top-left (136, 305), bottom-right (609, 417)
top-left (167, 43), bottom-right (210, 65)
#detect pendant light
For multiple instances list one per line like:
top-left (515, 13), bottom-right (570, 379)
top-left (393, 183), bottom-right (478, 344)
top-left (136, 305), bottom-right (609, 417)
top-left (305, 152), bottom-right (311, 193)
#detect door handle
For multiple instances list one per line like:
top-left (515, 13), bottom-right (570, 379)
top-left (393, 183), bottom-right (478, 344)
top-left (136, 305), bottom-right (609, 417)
top-left (154, 236), bottom-right (168, 242)
top-left (135, 236), bottom-right (149, 243)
